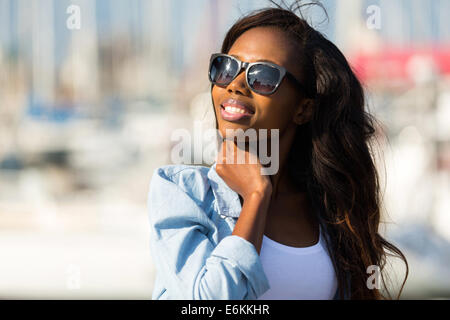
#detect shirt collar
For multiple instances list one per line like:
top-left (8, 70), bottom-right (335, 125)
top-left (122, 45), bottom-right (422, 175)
top-left (207, 163), bottom-right (242, 218)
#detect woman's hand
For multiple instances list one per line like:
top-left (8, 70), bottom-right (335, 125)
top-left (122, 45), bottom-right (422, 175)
top-left (216, 139), bottom-right (272, 201)
top-left (216, 139), bottom-right (272, 254)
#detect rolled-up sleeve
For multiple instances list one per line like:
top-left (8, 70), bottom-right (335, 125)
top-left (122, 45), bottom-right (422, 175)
top-left (147, 167), bottom-right (270, 300)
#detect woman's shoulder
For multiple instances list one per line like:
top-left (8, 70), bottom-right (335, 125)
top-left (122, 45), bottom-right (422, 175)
top-left (148, 164), bottom-right (214, 209)
top-left (152, 164), bottom-right (210, 182)
top-left (150, 164), bottom-right (211, 194)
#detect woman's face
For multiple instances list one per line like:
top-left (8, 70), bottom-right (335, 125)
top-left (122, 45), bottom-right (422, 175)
top-left (212, 26), bottom-right (307, 139)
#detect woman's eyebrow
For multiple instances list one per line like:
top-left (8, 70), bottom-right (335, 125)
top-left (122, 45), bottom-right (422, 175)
top-left (230, 54), bottom-right (278, 64)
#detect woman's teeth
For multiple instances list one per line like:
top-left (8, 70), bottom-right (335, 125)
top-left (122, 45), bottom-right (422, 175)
top-left (224, 106), bottom-right (246, 114)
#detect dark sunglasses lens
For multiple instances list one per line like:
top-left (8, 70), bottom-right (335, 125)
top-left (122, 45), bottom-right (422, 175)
top-left (209, 56), bottom-right (239, 85)
top-left (247, 64), bottom-right (280, 94)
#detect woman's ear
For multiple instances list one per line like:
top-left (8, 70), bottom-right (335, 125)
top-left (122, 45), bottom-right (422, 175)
top-left (293, 98), bottom-right (314, 125)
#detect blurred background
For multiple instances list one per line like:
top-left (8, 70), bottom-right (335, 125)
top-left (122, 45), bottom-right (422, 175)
top-left (0, 0), bottom-right (449, 299)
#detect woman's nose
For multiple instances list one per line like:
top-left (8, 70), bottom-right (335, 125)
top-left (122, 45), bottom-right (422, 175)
top-left (227, 70), bottom-right (250, 95)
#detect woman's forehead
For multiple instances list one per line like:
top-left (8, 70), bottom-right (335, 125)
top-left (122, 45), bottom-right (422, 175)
top-left (228, 27), bottom-right (302, 74)
top-left (229, 27), bottom-right (299, 65)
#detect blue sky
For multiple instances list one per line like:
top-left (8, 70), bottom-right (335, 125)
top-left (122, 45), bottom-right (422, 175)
top-left (1, 0), bottom-right (449, 71)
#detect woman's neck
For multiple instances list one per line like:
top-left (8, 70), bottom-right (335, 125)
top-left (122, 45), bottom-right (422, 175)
top-left (268, 122), bottom-right (299, 200)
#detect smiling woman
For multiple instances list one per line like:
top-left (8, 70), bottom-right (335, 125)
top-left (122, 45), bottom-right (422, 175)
top-left (147, 0), bottom-right (408, 300)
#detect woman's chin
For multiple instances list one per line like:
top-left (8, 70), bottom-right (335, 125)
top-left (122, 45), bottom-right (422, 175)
top-left (219, 126), bottom-right (265, 144)
top-left (219, 125), bottom-right (252, 137)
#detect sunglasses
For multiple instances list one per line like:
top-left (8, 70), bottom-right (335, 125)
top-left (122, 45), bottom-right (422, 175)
top-left (208, 53), bottom-right (305, 95)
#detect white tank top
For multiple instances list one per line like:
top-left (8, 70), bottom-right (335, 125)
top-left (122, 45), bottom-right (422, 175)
top-left (257, 225), bottom-right (338, 300)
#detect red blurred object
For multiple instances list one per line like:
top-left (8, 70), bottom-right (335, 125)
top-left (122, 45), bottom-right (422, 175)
top-left (348, 45), bottom-right (450, 85)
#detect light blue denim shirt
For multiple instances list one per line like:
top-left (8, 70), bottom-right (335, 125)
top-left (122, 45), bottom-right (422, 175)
top-left (147, 163), bottom-right (348, 300)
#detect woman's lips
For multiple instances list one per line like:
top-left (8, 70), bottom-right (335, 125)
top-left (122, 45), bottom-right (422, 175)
top-left (220, 99), bottom-right (254, 122)
top-left (220, 105), bottom-right (253, 121)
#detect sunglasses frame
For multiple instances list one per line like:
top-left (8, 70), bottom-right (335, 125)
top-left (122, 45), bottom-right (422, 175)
top-left (208, 53), bottom-right (305, 95)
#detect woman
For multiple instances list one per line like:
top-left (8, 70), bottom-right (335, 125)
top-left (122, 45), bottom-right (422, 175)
top-left (148, 1), bottom-right (408, 300)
